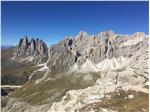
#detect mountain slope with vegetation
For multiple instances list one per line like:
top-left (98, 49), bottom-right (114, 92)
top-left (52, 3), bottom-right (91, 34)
top-left (1, 30), bottom-right (149, 112)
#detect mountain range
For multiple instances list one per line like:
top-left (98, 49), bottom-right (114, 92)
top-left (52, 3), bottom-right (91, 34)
top-left (1, 30), bottom-right (149, 112)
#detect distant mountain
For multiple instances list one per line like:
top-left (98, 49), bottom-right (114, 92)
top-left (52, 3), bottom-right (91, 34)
top-left (2, 30), bottom-right (149, 112)
top-left (14, 31), bottom-right (148, 74)
top-left (47, 31), bottom-right (148, 75)
top-left (1, 45), bottom-right (15, 49)
top-left (15, 36), bottom-right (48, 64)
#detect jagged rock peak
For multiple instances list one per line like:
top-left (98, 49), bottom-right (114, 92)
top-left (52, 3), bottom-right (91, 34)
top-left (78, 31), bottom-right (88, 36)
top-left (16, 36), bottom-right (48, 63)
top-left (129, 32), bottom-right (145, 39)
top-left (47, 30), bottom-right (148, 75)
top-left (96, 30), bottom-right (116, 38)
top-left (75, 31), bottom-right (89, 39)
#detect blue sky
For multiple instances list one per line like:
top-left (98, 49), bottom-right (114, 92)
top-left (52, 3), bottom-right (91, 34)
top-left (1, 1), bottom-right (149, 46)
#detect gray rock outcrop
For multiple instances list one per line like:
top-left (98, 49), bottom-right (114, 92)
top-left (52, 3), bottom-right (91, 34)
top-left (47, 30), bottom-right (148, 74)
top-left (2, 30), bottom-right (148, 112)
top-left (14, 31), bottom-right (148, 74)
top-left (16, 36), bottom-right (48, 63)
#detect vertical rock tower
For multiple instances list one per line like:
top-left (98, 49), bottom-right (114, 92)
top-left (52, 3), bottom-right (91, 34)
top-left (16, 36), bottom-right (48, 63)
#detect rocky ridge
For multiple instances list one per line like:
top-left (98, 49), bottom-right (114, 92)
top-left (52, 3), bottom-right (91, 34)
top-left (47, 30), bottom-right (148, 75)
top-left (48, 45), bottom-right (149, 112)
top-left (2, 30), bottom-right (149, 112)
top-left (15, 36), bottom-right (48, 63)
top-left (14, 31), bottom-right (147, 71)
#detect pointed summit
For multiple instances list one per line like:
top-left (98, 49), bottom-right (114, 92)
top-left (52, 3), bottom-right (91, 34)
top-left (15, 37), bottom-right (48, 63)
top-left (75, 31), bottom-right (88, 41)
top-left (97, 30), bottom-right (115, 38)
top-left (23, 36), bottom-right (28, 44)
top-left (78, 31), bottom-right (88, 37)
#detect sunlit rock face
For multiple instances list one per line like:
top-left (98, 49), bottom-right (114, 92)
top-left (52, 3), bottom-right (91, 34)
top-left (16, 36), bottom-right (48, 63)
top-left (47, 30), bottom-right (148, 74)
top-left (46, 31), bottom-right (148, 112)
top-left (15, 31), bottom-right (148, 72)
top-left (3, 31), bottom-right (148, 112)
top-left (48, 42), bottom-right (149, 112)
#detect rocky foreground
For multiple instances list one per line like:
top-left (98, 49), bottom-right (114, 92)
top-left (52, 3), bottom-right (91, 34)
top-left (1, 30), bottom-right (149, 112)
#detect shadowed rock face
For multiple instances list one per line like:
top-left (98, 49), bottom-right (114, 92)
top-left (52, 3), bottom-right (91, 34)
top-left (47, 31), bottom-right (148, 74)
top-left (16, 36), bottom-right (48, 63)
top-left (14, 31), bottom-right (148, 73)
top-left (2, 31), bottom-right (148, 112)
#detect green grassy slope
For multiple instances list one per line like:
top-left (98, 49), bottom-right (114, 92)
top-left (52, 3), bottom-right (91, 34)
top-left (1, 47), bottom-right (41, 85)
